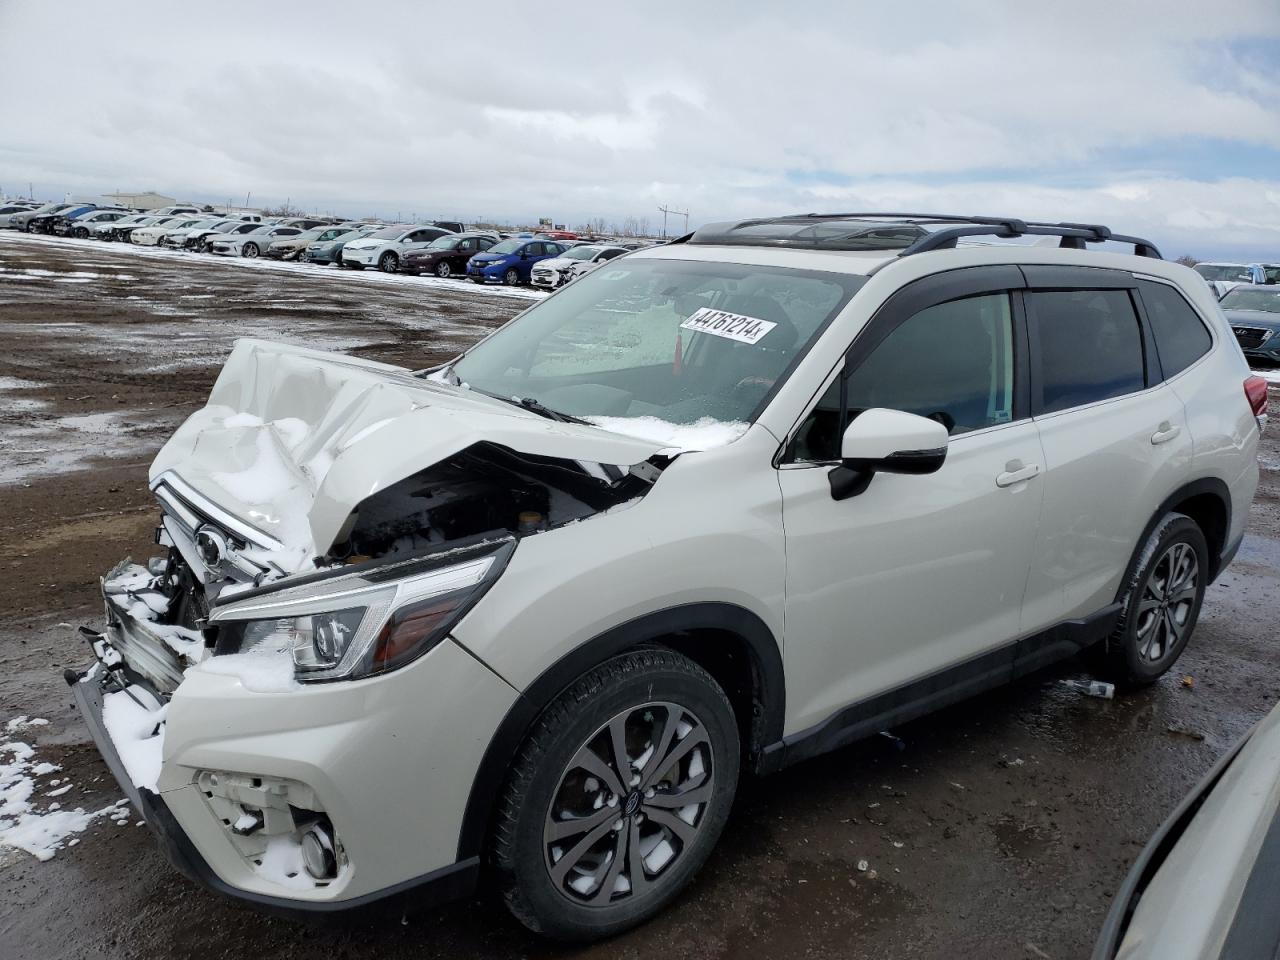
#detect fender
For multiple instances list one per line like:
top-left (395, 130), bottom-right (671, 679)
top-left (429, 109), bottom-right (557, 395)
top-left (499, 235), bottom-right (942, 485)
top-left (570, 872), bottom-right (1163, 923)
top-left (454, 602), bottom-right (785, 862)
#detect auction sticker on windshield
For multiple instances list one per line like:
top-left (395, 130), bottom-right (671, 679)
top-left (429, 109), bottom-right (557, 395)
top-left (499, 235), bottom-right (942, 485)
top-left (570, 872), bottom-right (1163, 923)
top-left (680, 307), bottom-right (777, 345)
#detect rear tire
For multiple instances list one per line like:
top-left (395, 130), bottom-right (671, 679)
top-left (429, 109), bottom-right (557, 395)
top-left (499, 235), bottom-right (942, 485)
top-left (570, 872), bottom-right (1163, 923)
top-left (1094, 513), bottom-right (1208, 686)
top-left (493, 648), bottom-right (739, 941)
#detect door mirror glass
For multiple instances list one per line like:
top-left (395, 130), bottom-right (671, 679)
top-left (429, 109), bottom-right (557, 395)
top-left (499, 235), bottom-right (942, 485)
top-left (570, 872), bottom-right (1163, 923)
top-left (831, 408), bottom-right (948, 500)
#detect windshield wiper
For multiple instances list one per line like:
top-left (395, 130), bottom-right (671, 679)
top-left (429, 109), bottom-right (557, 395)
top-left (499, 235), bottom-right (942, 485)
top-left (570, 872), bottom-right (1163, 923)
top-left (460, 385), bottom-right (590, 425)
top-left (515, 396), bottom-right (590, 425)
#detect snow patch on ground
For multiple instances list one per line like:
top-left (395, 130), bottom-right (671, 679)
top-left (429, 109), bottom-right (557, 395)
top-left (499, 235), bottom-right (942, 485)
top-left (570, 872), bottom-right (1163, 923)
top-left (586, 415), bottom-right (749, 451)
top-left (100, 689), bottom-right (167, 792)
top-left (1254, 367), bottom-right (1280, 384)
top-left (0, 740), bottom-right (123, 861)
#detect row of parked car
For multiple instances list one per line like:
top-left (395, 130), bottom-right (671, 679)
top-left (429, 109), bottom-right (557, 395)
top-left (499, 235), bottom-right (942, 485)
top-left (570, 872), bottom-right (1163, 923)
top-left (0, 198), bottom-right (657, 289)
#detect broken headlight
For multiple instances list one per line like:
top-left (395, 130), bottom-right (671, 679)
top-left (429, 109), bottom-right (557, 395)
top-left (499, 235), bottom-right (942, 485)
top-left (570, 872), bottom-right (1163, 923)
top-left (209, 540), bottom-right (513, 683)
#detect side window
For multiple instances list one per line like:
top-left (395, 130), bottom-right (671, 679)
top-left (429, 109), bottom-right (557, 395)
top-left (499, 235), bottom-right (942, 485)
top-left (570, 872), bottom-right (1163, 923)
top-left (1030, 289), bottom-right (1145, 414)
top-left (460, 239), bottom-right (476, 252)
top-left (1138, 280), bottom-right (1212, 378)
top-left (792, 293), bottom-right (1015, 461)
top-left (478, 238), bottom-right (494, 251)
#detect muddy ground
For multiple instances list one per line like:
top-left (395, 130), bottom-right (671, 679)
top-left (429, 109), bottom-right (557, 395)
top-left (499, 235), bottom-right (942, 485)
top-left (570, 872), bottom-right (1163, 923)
top-left (0, 232), bottom-right (1277, 960)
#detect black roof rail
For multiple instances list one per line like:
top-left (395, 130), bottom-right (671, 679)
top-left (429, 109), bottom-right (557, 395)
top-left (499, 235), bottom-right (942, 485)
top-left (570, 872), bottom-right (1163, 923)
top-left (676, 212), bottom-right (1163, 260)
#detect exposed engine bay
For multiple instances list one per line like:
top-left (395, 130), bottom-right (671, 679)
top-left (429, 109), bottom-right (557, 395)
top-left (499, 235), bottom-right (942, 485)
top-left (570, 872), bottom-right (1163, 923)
top-left (99, 442), bottom-right (666, 691)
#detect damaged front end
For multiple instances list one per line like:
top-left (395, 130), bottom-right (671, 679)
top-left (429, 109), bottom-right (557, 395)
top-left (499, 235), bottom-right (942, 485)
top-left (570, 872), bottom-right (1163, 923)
top-left (69, 337), bottom-right (673, 906)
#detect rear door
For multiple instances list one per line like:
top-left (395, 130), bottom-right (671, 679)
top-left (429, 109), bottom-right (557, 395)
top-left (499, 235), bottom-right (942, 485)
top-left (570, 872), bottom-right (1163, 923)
top-left (778, 267), bottom-right (1046, 733)
top-left (1020, 267), bottom-right (1193, 634)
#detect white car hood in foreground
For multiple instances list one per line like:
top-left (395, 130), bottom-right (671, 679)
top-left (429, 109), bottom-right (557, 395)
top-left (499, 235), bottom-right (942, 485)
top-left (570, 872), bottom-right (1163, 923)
top-left (149, 339), bottom-right (664, 572)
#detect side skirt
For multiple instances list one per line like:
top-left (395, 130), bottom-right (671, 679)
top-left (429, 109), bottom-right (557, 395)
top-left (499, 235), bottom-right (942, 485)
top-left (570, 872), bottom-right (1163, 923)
top-left (758, 602), bottom-right (1121, 773)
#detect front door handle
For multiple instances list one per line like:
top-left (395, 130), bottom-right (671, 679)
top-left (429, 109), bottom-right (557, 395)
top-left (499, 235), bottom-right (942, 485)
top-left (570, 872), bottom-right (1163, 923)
top-left (1150, 422), bottom-right (1182, 445)
top-left (996, 462), bottom-right (1042, 487)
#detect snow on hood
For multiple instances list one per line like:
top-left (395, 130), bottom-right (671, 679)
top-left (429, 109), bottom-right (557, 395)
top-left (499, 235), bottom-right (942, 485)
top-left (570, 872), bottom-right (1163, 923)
top-left (149, 339), bottom-right (668, 572)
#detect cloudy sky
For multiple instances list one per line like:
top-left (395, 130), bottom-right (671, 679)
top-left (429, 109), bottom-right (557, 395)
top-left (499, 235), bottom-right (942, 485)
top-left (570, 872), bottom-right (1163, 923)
top-left (2, 1), bottom-right (1279, 258)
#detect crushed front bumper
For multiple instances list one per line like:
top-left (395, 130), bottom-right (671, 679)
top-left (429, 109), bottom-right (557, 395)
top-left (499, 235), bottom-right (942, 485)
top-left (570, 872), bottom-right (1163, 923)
top-left (67, 654), bottom-right (480, 915)
top-left (71, 566), bottom-right (515, 915)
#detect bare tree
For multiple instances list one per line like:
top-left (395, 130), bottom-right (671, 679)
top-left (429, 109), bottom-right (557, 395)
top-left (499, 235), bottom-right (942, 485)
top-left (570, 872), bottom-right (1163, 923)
top-left (636, 216), bottom-right (651, 238)
top-left (1175, 254), bottom-right (1200, 267)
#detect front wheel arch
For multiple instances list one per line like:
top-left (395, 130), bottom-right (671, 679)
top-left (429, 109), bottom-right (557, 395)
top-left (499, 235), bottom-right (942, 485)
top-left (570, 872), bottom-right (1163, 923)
top-left (455, 602), bottom-right (784, 863)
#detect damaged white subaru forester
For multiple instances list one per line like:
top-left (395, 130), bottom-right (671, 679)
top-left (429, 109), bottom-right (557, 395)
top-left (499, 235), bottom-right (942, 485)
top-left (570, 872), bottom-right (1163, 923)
top-left (72, 214), bottom-right (1265, 940)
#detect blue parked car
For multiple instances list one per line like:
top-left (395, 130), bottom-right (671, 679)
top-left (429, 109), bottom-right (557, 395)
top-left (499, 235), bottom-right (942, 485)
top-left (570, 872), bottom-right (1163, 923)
top-left (467, 238), bottom-right (566, 285)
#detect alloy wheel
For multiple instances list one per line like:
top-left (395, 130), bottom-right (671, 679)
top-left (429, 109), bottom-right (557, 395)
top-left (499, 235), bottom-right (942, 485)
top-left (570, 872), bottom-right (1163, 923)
top-left (1135, 542), bottom-right (1199, 663)
top-left (436, 261), bottom-right (451, 278)
top-left (504, 267), bottom-right (519, 285)
top-left (543, 701), bottom-right (714, 906)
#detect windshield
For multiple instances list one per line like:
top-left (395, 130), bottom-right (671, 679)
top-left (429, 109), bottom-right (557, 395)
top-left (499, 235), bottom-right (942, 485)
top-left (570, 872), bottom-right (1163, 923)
top-left (1195, 264), bottom-right (1253, 282)
top-left (487, 239), bottom-right (525, 255)
top-left (1220, 287), bottom-right (1280, 313)
top-left (428, 236), bottom-right (463, 250)
top-left (452, 258), bottom-right (864, 427)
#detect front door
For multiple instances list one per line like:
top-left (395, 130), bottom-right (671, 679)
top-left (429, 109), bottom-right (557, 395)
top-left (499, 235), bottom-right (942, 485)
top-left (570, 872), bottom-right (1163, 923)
top-left (778, 273), bottom-right (1044, 734)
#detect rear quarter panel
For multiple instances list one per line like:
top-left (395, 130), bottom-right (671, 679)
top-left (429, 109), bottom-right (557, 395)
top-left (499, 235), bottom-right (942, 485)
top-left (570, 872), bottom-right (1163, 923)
top-left (1156, 277), bottom-right (1261, 551)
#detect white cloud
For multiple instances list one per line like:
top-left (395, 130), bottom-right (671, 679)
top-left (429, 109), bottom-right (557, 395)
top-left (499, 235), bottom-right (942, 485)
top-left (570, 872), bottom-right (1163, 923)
top-left (0, 0), bottom-right (1278, 256)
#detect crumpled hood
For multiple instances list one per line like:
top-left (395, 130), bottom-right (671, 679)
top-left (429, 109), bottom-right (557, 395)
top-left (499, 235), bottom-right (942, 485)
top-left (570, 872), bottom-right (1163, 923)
top-left (149, 339), bottom-right (664, 572)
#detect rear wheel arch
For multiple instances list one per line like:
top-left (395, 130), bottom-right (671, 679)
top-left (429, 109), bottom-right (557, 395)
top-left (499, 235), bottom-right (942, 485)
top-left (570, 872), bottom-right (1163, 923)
top-left (1121, 478), bottom-right (1232, 594)
top-left (456, 602), bottom-right (784, 863)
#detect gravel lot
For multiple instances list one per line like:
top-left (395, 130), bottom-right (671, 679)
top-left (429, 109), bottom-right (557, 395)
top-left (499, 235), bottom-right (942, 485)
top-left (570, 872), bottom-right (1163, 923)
top-left (1, 232), bottom-right (1277, 960)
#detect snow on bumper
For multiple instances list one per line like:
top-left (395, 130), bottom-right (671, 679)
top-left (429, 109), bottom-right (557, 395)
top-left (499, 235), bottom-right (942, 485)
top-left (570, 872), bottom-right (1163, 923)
top-left (73, 593), bottom-right (517, 908)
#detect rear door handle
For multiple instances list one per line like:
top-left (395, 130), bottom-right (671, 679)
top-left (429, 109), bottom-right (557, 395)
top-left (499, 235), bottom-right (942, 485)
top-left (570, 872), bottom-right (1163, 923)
top-left (996, 463), bottom-right (1042, 487)
top-left (1150, 422), bottom-right (1182, 445)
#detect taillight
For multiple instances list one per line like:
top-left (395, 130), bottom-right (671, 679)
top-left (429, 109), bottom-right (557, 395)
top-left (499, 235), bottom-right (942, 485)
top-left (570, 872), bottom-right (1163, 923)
top-left (1244, 376), bottom-right (1269, 418)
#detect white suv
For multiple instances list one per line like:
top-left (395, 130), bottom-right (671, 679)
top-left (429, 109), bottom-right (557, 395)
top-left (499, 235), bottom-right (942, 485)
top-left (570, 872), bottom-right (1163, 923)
top-left (72, 214), bottom-right (1265, 940)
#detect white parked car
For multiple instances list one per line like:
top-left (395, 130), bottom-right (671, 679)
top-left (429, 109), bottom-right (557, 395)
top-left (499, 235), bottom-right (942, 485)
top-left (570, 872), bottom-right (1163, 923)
top-left (530, 244), bottom-right (629, 290)
top-left (159, 218), bottom-right (229, 249)
top-left (72, 214), bottom-right (1263, 940)
top-left (132, 217), bottom-right (207, 246)
top-left (339, 223), bottom-right (453, 272)
top-left (1193, 262), bottom-right (1266, 299)
top-left (90, 212), bottom-right (154, 239)
top-left (207, 224), bottom-right (302, 258)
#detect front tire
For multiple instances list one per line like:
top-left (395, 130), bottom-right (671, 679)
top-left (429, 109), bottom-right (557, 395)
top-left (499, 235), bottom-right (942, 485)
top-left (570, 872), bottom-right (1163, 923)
top-left (493, 648), bottom-right (739, 941)
top-left (242, 242), bottom-right (260, 258)
top-left (435, 261), bottom-right (452, 278)
top-left (1096, 513), bottom-right (1208, 686)
top-left (503, 267), bottom-right (520, 285)
top-left (379, 251), bottom-right (399, 273)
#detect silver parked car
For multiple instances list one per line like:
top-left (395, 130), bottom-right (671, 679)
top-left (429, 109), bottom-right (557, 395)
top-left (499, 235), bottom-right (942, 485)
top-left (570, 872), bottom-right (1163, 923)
top-left (1093, 698), bottom-right (1280, 959)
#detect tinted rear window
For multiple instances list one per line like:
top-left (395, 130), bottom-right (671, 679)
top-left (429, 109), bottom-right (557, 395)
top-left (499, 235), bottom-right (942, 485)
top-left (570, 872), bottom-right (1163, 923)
top-left (1031, 289), bottom-right (1145, 414)
top-left (1138, 280), bottom-right (1213, 377)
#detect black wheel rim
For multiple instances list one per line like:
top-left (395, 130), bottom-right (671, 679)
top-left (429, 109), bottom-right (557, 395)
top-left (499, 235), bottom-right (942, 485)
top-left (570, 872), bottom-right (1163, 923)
top-left (543, 701), bottom-right (714, 906)
top-left (1135, 542), bottom-right (1199, 662)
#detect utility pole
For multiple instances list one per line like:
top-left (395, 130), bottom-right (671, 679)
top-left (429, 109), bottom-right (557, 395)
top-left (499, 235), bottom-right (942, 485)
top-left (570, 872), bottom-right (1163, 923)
top-left (657, 204), bottom-right (689, 239)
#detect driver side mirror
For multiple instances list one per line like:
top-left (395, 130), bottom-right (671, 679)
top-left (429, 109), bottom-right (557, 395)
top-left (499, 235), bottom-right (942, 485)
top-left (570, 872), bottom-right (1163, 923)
top-left (829, 408), bottom-right (949, 501)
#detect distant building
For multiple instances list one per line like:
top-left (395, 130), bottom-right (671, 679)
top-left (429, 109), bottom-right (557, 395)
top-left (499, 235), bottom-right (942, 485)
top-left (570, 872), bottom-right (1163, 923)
top-left (104, 191), bottom-right (179, 210)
